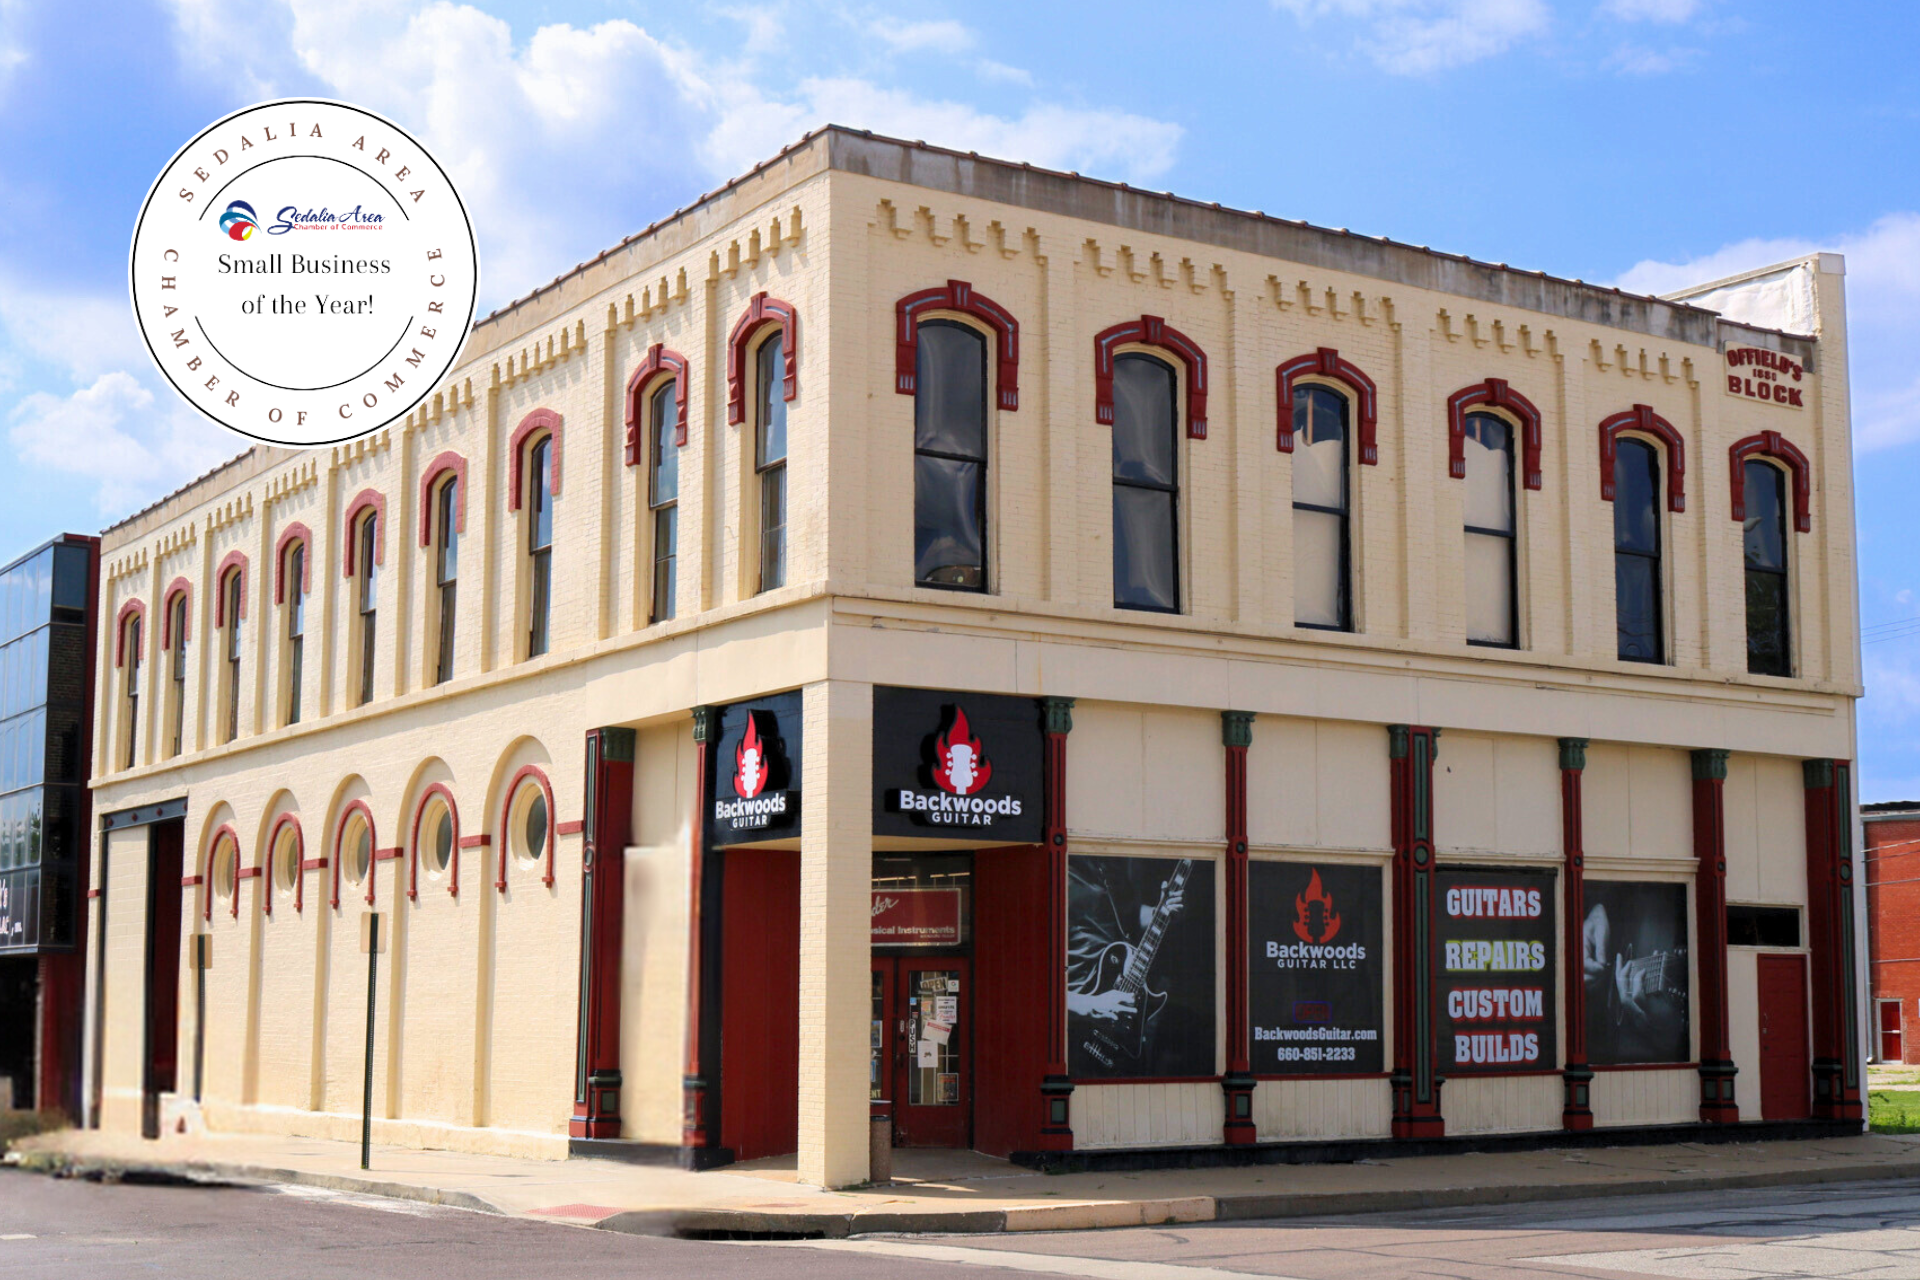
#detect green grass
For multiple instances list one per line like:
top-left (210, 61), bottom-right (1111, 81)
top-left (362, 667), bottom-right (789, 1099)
top-left (0, 1110), bottom-right (66, 1152)
top-left (1868, 1089), bottom-right (1920, 1134)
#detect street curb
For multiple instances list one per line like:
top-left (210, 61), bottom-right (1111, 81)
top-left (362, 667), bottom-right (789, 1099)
top-left (11, 1150), bottom-right (505, 1217)
top-left (601, 1159), bottom-right (1920, 1238)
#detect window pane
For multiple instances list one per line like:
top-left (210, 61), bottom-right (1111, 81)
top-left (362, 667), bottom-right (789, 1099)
top-left (1747, 568), bottom-right (1790, 676)
top-left (1292, 388), bottom-right (1347, 511)
top-left (359, 519), bottom-right (379, 611)
top-left (438, 479), bottom-right (459, 583)
top-left (1743, 460), bottom-right (1787, 571)
top-left (52, 545), bottom-right (87, 614)
top-left (914, 454), bottom-right (985, 588)
top-left (1293, 506), bottom-right (1344, 628)
top-left (1465, 531), bottom-right (1514, 645)
top-left (436, 582), bottom-right (456, 684)
top-left (651, 383), bottom-right (678, 505)
top-left (1463, 414), bottom-right (1513, 533)
top-left (1111, 355), bottom-right (1176, 487)
top-left (1616, 552), bottom-right (1662, 662)
top-left (757, 338), bottom-right (787, 467)
top-left (1113, 485), bottom-right (1177, 610)
top-left (652, 507), bottom-right (677, 622)
top-left (760, 466), bottom-right (787, 591)
top-left (1613, 439), bottom-right (1660, 555)
top-left (288, 547), bottom-right (305, 635)
top-left (529, 550), bottom-right (551, 657)
top-left (524, 790), bottom-right (548, 863)
top-left (529, 441), bottom-right (553, 549)
top-left (915, 322), bottom-right (987, 459)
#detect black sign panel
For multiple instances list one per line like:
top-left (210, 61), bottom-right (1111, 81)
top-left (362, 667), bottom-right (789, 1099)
top-left (1067, 854), bottom-right (1215, 1078)
top-left (1585, 880), bottom-right (1691, 1065)
top-left (1433, 866), bottom-right (1557, 1074)
top-left (872, 688), bottom-right (1043, 844)
top-left (0, 868), bottom-right (39, 952)
top-left (1248, 861), bottom-right (1384, 1074)
top-left (706, 692), bottom-right (802, 847)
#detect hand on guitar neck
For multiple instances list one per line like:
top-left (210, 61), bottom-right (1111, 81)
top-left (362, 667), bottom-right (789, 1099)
top-left (1068, 878), bottom-right (1186, 1024)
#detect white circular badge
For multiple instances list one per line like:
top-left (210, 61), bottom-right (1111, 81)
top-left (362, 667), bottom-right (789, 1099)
top-left (129, 99), bottom-right (479, 447)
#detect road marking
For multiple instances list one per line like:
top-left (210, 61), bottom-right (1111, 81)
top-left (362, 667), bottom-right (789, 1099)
top-left (0, 1234), bottom-right (35, 1241)
top-left (750, 1238), bottom-right (1297, 1280)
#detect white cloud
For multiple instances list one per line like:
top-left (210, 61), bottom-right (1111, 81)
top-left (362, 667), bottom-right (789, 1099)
top-left (868, 18), bottom-right (974, 55)
top-left (1599, 0), bottom-right (1701, 22)
top-left (1273, 0), bottom-right (1550, 73)
top-left (709, 78), bottom-right (1184, 185)
top-left (1602, 43), bottom-right (1698, 74)
top-left (8, 372), bottom-right (233, 516)
top-left (975, 59), bottom-right (1034, 86)
top-left (160, 1), bottom-right (1184, 308)
top-left (0, 272), bottom-right (151, 386)
top-left (1614, 213), bottom-right (1920, 452)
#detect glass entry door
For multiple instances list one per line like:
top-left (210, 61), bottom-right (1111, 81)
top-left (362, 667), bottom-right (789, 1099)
top-left (871, 956), bottom-right (970, 1147)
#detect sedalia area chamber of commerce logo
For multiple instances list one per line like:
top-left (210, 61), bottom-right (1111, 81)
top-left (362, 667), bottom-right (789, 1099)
top-left (890, 705), bottom-right (1025, 828)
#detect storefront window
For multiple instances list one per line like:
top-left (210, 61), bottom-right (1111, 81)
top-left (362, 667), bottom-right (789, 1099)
top-left (871, 853), bottom-right (970, 948)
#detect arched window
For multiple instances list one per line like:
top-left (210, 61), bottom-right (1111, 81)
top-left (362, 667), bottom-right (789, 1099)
top-left (1613, 437), bottom-right (1664, 663)
top-left (498, 767), bottom-right (555, 891)
top-left (355, 510), bottom-right (380, 704)
top-left (416, 792), bottom-right (456, 884)
top-left (755, 336), bottom-right (788, 592)
top-left (527, 435), bottom-right (554, 656)
top-left (1462, 412), bottom-right (1517, 647)
top-left (208, 828), bottom-right (240, 919)
top-left (434, 474), bottom-right (459, 683)
top-left (270, 817), bottom-right (302, 898)
top-left (1111, 353), bottom-right (1180, 612)
top-left (1743, 459), bottom-right (1790, 676)
top-left (647, 379), bottom-right (679, 622)
top-left (913, 320), bottom-right (988, 590)
top-left (1292, 385), bottom-right (1351, 630)
top-left (276, 524), bottom-right (310, 728)
top-left (335, 804), bottom-right (374, 908)
top-left (220, 566), bottom-right (243, 743)
top-left (118, 605), bottom-right (143, 769)
top-left (164, 584), bottom-right (189, 758)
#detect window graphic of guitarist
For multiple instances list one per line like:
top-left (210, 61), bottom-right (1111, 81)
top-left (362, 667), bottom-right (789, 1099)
top-left (1068, 857), bottom-right (1191, 1075)
top-left (1583, 899), bottom-right (1688, 1062)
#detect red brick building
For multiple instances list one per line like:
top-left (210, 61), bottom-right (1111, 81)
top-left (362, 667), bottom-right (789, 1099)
top-left (1864, 802), bottom-right (1920, 1064)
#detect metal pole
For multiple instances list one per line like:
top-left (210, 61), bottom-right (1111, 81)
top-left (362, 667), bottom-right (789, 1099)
top-left (361, 914), bottom-right (378, 1171)
top-left (193, 936), bottom-right (205, 1103)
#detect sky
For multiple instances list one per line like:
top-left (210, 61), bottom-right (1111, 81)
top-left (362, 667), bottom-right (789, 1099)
top-left (3, 0), bottom-right (1918, 793)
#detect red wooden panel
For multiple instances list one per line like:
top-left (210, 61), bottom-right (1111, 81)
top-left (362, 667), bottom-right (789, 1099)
top-left (971, 846), bottom-right (1049, 1156)
top-left (1757, 953), bottom-right (1810, 1121)
top-left (720, 848), bottom-right (799, 1161)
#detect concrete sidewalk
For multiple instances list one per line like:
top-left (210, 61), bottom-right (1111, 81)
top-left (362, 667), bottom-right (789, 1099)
top-left (12, 1126), bottom-right (1920, 1237)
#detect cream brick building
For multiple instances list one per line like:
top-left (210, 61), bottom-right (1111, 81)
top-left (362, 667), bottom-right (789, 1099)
top-left (84, 129), bottom-right (1865, 1189)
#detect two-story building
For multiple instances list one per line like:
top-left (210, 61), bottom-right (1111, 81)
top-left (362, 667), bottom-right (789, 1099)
top-left (83, 128), bottom-right (1864, 1187)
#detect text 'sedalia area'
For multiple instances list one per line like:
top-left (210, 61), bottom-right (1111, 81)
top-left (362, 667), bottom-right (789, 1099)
top-left (129, 98), bottom-right (479, 447)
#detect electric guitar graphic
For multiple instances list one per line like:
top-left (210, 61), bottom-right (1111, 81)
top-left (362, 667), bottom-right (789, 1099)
top-left (1608, 945), bottom-right (1687, 1026)
top-left (1074, 859), bottom-right (1193, 1071)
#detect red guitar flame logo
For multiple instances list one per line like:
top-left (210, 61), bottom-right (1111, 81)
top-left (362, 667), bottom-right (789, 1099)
top-left (931, 705), bottom-right (992, 796)
top-left (735, 714), bottom-right (769, 798)
top-left (1293, 868), bottom-right (1342, 944)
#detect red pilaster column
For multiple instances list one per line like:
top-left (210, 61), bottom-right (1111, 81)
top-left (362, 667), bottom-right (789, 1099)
top-left (1559, 737), bottom-right (1593, 1131)
top-left (682, 706), bottom-right (728, 1164)
top-left (1389, 724), bottom-right (1444, 1139)
top-left (1222, 710), bottom-right (1256, 1143)
top-left (1038, 696), bottom-right (1075, 1150)
top-left (1692, 747), bottom-right (1739, 1123)
top-left (571, 726), bottom-right (635, 1140)
top-left (1804, 758), bottom-right (1864, 1121)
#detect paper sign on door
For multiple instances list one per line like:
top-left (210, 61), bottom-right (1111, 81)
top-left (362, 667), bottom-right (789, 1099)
top-left (917, 1040), bottom-right (939, 1067)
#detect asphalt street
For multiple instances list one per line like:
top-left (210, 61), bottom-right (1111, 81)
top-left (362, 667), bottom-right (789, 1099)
top-left (4, 1169), bottom-right (1920, 1279)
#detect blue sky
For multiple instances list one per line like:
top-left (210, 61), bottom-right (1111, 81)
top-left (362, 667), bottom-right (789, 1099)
top-left (4, 0), bottom-right (1919, 793)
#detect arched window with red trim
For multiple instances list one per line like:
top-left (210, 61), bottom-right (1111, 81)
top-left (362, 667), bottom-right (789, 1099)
top-left (510, 410), bottom-right (560, 657)
top-left (116, 599), bottom-right (145, 769)
top-left (344, 491), bottom-right (384, 706)
top-left (275, 523), bottom-right (311, 727)
top-left (215, 552), bottom-right (247, 743)
top-left (727, 297), bottom-right (797, 594)
top-left (627, 349), bottom-right (687, 622)
top-left (420, 453), bottom-right (465, 685)
top-left (162, 578), bottom-right (190, 757)
top-left (1599, 405), bottom-right (1684, 665)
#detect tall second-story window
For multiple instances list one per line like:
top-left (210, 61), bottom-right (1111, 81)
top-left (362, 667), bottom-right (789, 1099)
top-left (648, 382), bottom-right (678, 623)
top-left (1613, 437), bottom-right (1664, 663)
top-left (1292, 385), bottom-right (1351, 630)
top-left (356, 513), bottom-right (379, 705)
top-left (167, 593), bottom-right (188, 757)
top-left (1744, 459), bottom-right (1791, 676)
top-left (914, 321), bottom-right (988, 590)
top-left (284, 543), bottom-right (305, 726)
top-left (526, 437), bottom-right (553, 657)
top-left (1463, 412), bottom-right (1517, 647)
top-left (221, 570), bottom-right (242, 743)
top-left (1111, 353), bottom-right (1180, 612)
top-left (434, 477), bottom-right (459, 684)
top-left (756, 337), bottom-right (788, 592)
top-left (122, 614), bottom-right (142, 769)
